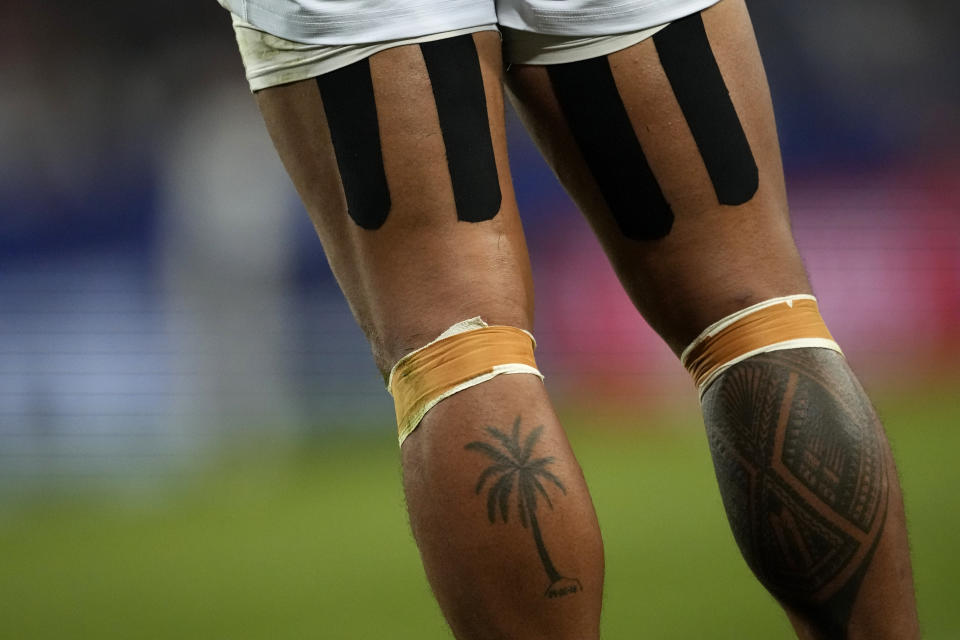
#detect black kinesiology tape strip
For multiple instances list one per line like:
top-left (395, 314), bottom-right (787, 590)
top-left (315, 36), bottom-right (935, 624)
top-left (421, 35), bottom-right (502, 223)
top-left (548, 56), bottom-right (674, 241)
top-left (317, 59), bottom-right (391, 230)
top-left (653, 14), bottom-right (758, 206)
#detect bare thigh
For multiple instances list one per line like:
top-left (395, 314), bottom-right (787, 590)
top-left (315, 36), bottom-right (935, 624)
top-left (256, 31), bottom-right (533, 374)
top-left (506, 0), bottom-right (810, 353)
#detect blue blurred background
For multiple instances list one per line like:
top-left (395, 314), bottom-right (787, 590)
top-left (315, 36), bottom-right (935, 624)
top-left (0, 2), bottom-right (957, 638)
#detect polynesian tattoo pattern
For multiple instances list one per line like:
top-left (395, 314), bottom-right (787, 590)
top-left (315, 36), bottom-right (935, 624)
top-left (702, 349), bottom-right (889, 635)
top-left (465, 417), bottom-right (582, 598)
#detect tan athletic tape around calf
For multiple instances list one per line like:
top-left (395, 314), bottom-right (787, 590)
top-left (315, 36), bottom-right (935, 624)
top-left (388, 318), bottom-right (543, 446)
top-left (681, 295), bottom-right (842, 396)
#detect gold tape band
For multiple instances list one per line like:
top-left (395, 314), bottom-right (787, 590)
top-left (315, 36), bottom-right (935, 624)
top-left (681, 295), bottom-right (841, 395)
top-left (388, 324), bottom-right (542, 446)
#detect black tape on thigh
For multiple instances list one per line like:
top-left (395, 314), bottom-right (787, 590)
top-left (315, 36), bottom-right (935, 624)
top-left (421, 35), bottom-right (502, 223)
top-left (547, 57), bottom-right (674, 241)
top-left (316, 60), bottom-right (391, 230)
top-left (653, 14), bottom-right (758, 206)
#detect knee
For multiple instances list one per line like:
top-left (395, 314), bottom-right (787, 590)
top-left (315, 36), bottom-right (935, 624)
top-left (681, 294), bottom-right (840, 397)
top-left (623, 254), bottom-right (813, 355)
top-left (366, 301), bottom-right (533, 378)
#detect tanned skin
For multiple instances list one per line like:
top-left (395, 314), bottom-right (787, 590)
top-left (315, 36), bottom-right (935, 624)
top-left (253, 32), bottom-right (604, 639)
top-left (506, 0), bottom-right (919, 636)
top-left (247, 0), bottom-right (918, 636)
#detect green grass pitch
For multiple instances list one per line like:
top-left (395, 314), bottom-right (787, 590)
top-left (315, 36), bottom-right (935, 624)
top-left (1, 385), bottom-right (956, 638)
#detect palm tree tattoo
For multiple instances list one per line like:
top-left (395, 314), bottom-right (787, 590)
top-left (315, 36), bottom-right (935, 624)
top-left (465, 416), bottom-right (583, 598)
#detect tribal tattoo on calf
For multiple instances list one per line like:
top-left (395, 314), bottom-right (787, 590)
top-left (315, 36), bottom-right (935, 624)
top-left (465, 416), bottom-right (583, 598)
top-left (701, 349), bottom-right (889, 636)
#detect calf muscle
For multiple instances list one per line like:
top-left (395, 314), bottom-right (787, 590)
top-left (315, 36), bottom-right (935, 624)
top-left (402, 376), bottom-right (603, 639)
top-left (702, 349), bottom-right (918, 639)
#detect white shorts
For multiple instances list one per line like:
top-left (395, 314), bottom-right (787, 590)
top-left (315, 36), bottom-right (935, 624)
top-left (221, 0), bottom-right (720, 91)
top-left (219, 0), bottom-right (719, 45)
top-left (232, 18), bottom-right (672, 91)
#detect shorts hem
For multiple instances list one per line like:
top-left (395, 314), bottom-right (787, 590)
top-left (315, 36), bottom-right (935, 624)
top-left (502, 23), bottom-right (668, 66)
top-left (237, 24), bottom-right (499, 92)
top-left (498, 0), bottom-right (722, 37)
top-left (228, 0), bottom-right (498, 45)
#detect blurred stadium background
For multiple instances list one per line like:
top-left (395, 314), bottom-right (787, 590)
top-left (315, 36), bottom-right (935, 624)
top-left (1, 1), bottom-right (957, 638)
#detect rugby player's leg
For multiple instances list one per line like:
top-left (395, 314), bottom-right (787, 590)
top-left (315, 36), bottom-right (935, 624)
top-left (253, 31), bottom-right (602, 639)
top-left (505, 1), bottom-right (919, 637)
